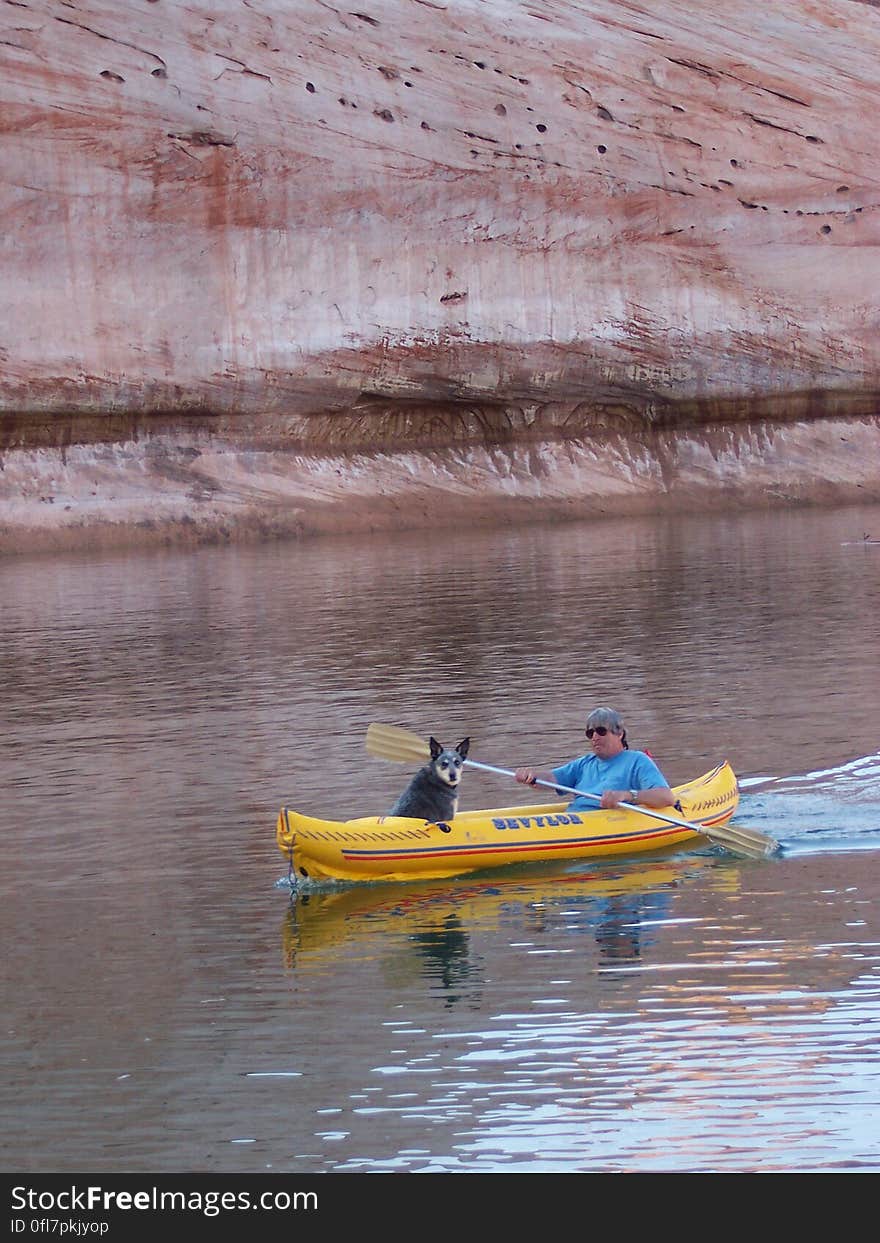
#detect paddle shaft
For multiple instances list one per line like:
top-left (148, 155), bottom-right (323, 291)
top-left (465, 758), bottom-right (717, 836)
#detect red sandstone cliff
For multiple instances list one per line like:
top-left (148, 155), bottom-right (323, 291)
top-left (2, 0), bottom-right (879, 551)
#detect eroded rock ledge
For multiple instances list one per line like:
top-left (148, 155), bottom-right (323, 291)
top-left (2, 412), bottom-right (878, 556)
top-left (2, 2), bottom-right (880, 552)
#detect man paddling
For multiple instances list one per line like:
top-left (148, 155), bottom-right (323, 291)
top-left (514, 706), bottom-right (674, 812)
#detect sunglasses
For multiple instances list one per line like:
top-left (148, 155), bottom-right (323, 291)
top-left (586, 726), bottom-right (611, 738)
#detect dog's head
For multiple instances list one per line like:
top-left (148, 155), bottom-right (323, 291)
top-left (428, 736), bottom-right (470, 787)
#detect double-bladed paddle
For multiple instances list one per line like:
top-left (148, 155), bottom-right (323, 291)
top-left (365, 722), bottom-right (781, 861)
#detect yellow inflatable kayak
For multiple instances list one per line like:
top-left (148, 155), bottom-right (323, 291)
top-left (276, 761), bottom-right (739, 884)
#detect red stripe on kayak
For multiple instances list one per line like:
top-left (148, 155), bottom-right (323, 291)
top-left (341, 824), bottom-right (690, 863)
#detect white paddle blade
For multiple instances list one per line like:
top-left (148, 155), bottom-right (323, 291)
top-left (366, 722), bottom-right (432, 764)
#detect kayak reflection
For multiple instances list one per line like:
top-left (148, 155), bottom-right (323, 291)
top-left (280, 854), bottom-right (731, 998)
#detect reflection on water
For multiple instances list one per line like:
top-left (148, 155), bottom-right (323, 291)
top-left (1, 502), bottom-right (879, 1173)
top-left (409, 915), bottom-right (477, 1005)
top-left (282, 858), bottom-right (683, 999)
top-left (279, 848), bottom-right (880, 1172)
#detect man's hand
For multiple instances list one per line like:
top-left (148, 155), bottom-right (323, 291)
top-left (599, 789), bottom-right (629, 809)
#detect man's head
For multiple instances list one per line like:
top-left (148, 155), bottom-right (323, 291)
top-left (585, 706), bottom-right (627, 755)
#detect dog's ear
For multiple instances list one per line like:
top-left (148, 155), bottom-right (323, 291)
top-left (456, 737), bottom-right (470, 759)
top-left (429, 736), bottom-right (442, 759)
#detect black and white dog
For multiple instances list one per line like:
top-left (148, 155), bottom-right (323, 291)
top-left (388, 737), bottom-right (470, 822)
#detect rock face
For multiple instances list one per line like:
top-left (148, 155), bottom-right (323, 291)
top-left (2, 0), bottom-right (880, 551)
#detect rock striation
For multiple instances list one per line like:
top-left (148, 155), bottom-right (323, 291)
top-left (2, 0), bottom-right (880, 552)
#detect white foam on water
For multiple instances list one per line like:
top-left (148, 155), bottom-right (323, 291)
top-left (740, 753), bottom-right (880, 798)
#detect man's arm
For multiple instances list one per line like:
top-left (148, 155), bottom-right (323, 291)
top-left (599, 784), bottom-right (674, 810)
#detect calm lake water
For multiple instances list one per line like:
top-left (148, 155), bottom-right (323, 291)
top-left (2, 502), bottom-right (879, 1175)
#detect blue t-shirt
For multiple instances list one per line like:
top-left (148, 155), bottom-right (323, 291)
top-left (552, 750), bottom-right (668, 812)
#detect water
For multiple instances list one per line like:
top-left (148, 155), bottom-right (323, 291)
top-left (1, 503), bottom-right (879, 1174)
